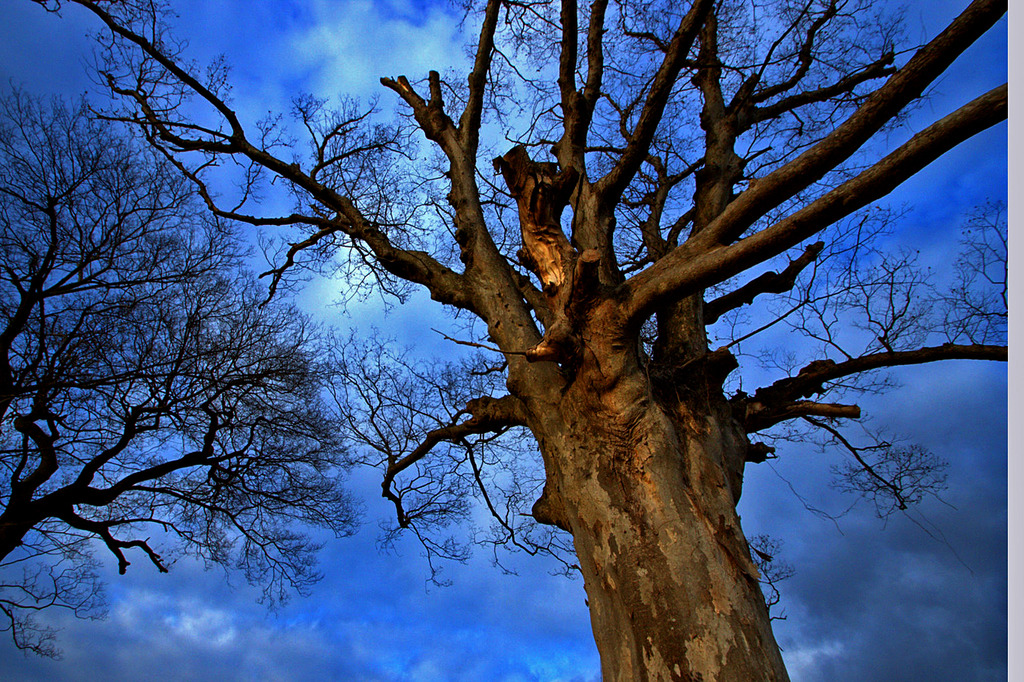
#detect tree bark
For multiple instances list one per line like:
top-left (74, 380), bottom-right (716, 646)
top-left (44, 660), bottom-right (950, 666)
top-left (524, 303), bottom-right (788, 681)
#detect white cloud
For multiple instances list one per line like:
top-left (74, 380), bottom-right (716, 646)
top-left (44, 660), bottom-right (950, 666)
top-left (290, 0), bottom-right (466, 99)
top-left (111, 589), bottom-right (240, 649)
top-left (782, 639), bottom-right (847, 681)
top-left (166, 603), bottom-right (238, 648)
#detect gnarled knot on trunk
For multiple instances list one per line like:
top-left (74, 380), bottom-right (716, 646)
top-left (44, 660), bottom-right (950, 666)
top-left (531, 484), bottom-right (570, 532)
top-left (460, 395), bottom-right (527, 431)
top-left (525, 249), bottom-right (603, 363)
top-left (654, 346), bottom-right (739, 391)
top-left (524, 316), bottom-right (575, 363)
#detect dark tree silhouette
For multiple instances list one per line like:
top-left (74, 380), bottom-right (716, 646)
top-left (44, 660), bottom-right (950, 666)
top-left (0, 90), bottom-right (357, 657)
top-left (748, 534), bottom-right (794, 622)
top-left (30, 0), bottom-right (1006, 678)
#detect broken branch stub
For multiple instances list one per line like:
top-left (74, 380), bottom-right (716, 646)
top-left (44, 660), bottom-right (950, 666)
top-left (493, 145), bottom-right (578, 291)
top-left (494, 146), bottom-right (583, 363)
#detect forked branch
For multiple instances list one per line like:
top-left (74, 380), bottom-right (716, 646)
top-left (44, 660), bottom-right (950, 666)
top-left (381, 395), bottom-right (528, 527)
top-left (595, 0), bottom-right (714, 202)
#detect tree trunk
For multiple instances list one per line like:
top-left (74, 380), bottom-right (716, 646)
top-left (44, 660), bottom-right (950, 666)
top-left (528, 309), bottom-right (788, 681)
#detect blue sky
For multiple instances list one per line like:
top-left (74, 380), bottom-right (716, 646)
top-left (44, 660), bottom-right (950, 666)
top-left (0, 1), bottom-right (1008, 680)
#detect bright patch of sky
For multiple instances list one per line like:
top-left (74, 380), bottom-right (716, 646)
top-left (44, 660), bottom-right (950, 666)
top-left (290, 0), bottom-right (466, 98)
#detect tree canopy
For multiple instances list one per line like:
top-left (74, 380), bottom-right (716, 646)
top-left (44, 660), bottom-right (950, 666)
top-left (0, 88), bottom-right (357, 657)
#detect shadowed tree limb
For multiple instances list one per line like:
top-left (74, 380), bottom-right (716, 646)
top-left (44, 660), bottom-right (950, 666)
top-left (382, 395), bottom-right (528, 527)
top-left (699, 0), bottom-right (1006, 246)
top-left (594, 0), bottom-right (714, 204)
top-left (704, 241), bottom-right (824, 324)
top-left (744, 400), bottom-right (861, 433)
top-left (56, 512), bottom-right (168, 575)
top-left (625, 81), bottom-right (1007, 324)
top-left (751, 56), bottom-right (897, 122)
top-left (460, 0), bottom-right (504, 154)
top-left (555, 0), bottom-right (609, 167)
top-left (742, 0), bottom-right (840, 105)
top-left (751, 343), bottom-right (1006, 406)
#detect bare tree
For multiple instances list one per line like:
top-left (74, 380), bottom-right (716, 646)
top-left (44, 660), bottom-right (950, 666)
top-left (32, 0), bottom-right (1007, 678)
top-left (0, 90), bottom-right (357, 656)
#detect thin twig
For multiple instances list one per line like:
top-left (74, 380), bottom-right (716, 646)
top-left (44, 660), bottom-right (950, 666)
top-left (431, 329), bottom-right (533, 356)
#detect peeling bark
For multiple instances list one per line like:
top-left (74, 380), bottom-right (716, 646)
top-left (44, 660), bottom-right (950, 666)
top-left (526, 307), bottom-right (787, 681)
top-left (494, 146), bottom-right (578, 291)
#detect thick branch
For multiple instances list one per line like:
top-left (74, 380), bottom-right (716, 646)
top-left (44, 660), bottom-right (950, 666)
top-left (72, 3), bottom-right (473, 314)
top-left (744, 400), bottom-right (861, 433)
top-left (692, 9), bottom-right (744, 230)
top-left (86, 2), bottom-right (476, 314)
top-left (624, 82), bottom-right (1006, 323)
top-left (77, 1), bottom-right (244, 136)
top-left (594, 0), bottom-right (713, 202)
top-left (58, 511), bottom-right (168, 575)
top-left (381, 73), bottom-right (458, 151)
top-left (698, 0), bottom-right (1005, 246)
top-left (704, 241), bottom-right (823, 324)
top-left (744, 0), bottom-right (839, 106)
top-left (752, 343), bottom-right (1007, 406)
top-left (382, 64), bottom-right (529, 330)
top-left (459, 0), bottom-right (502, 154)
top-left (9, 416), bottom-right (58, 504)
top-left (558, 0), bottom-right (580, 120)
top-left (237, 135), bottom-right (477, 312)
top-left (582, 1), bottom-right (609, 113)
top-left (555, 0), bottom-right (609, 165)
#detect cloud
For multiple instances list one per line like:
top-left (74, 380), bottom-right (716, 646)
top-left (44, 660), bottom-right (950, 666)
top-left (0, 512), bottom-right (601, 682)
top-left (782, 640), bottom-right (847, 681)
top-left (739, 360), bottom-right (1007, 681)
top-left (289, 0), bottom-right (465, 99)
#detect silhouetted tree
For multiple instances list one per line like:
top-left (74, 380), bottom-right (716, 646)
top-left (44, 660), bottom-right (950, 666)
top-left (0, 90), bottom-right (357, 656)
top-left (33, 0), bottom-right (1006, 678)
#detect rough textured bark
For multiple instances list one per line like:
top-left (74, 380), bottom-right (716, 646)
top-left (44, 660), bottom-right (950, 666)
top-left (518, 299), bottom-right (786, 681)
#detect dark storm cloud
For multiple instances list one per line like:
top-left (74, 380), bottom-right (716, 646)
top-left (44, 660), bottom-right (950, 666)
top-left (740, 363), bottom-right (1007, 681)
top-left (777, 496), bottom-right (1005, 682)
